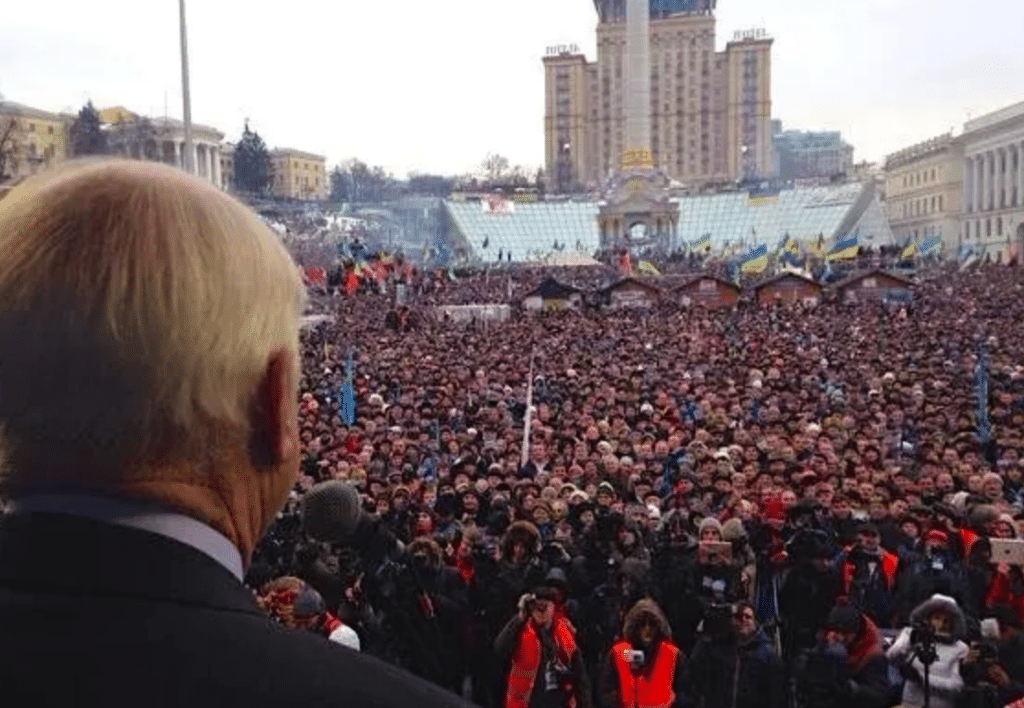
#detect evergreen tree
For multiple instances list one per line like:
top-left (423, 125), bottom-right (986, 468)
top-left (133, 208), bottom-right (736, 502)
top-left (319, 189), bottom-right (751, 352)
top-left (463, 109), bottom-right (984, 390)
top-left (69, 101), bottom-right (108, 157)
top-left (108, 115), bottom-right (158, 160)
top-left (234, 121), bottom-right (271, 194)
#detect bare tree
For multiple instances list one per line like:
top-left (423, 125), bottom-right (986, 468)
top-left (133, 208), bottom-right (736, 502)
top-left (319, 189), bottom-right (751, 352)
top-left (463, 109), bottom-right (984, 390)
top-left (0, 114), bottom-right (26, 182)
top-left (480, 153), bottom-right (510, 184)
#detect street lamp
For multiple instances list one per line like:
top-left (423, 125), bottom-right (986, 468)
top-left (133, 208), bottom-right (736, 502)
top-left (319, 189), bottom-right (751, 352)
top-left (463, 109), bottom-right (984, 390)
top-left (179, 0), bottom-right (194, 174)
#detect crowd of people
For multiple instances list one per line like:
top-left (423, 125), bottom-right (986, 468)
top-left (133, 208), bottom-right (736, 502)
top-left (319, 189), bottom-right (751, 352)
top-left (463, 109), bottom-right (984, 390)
top-left (249, 256), bottom-right (1024, 708)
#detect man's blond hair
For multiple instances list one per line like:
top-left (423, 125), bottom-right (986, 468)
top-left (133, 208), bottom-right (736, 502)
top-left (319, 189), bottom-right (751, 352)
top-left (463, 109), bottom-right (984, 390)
top-left (0, 159), bottom-right (306, 492)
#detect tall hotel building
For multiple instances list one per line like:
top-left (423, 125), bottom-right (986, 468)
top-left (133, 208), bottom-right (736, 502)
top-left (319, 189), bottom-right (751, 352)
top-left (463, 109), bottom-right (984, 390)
top-left (543, 0), bottom-right (772, 192)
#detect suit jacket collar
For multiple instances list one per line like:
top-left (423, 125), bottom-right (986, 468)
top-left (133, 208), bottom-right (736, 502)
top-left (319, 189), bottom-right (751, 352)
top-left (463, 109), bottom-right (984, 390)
top-left (0, 512), bottom-right (262, 616)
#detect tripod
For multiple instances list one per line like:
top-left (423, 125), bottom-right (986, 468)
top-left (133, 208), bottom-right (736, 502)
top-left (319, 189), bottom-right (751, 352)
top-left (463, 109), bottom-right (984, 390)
top-left (909, 637), bottom-right (938, 708)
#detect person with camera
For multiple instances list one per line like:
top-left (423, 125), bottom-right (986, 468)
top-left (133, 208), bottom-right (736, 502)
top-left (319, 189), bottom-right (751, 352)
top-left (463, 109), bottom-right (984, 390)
top-left (960, 604), bottom-right (1024, 708)
top-left (792, 602), bottom-right (890, 708)
top-left (838, 523), bottom-right (900, 628)
top-left (894, 530), bottom-right (975, 626)
top-left (383, 537), bottom-right (469, 692)
top-left (599, 599), bottom-right (685, 708)
top-left (685, 601), bottom-right (783, 708)
top-left (495, 585), bottom-right (592, 708)
top-left (886, 593), bottom-right (969, 708)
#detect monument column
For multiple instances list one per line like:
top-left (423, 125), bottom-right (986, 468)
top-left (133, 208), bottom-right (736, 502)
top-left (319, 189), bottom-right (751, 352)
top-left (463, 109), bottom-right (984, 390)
top-left (623, 0), bottom-right (652, 169)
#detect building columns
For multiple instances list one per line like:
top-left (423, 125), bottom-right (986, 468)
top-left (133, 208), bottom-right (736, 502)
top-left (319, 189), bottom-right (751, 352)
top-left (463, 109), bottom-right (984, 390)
top-left (1018, 141), bottom-right (1024, 208)
top-left (174, 142), bottom-right (182, 169)
top-left (982, 151), bottom-right (990, 212)
top-left (970, 155), bottom-right (979, 214)
top-left (212, 146), bottom-right (221, 189)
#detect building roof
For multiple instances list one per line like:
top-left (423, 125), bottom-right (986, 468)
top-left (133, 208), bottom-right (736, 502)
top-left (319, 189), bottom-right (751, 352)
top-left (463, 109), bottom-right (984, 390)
top-left (883, 133), bottom-right (958, 171)
top-left (674, 275), bottom-right (741, 293)
top-left (964, 99), bottom-right (1024, 136)
top-left (753, 271), bottom-right (822, 291)
top-left (98, 107), bottom-right (224, 139)
top-left (601, 277), bottom-right (662, 295)
top-left (0, 100), bottom-right (67, 121)
top-left (831, 268), bottom-right (915, 291)
top-left (523, 277), bottom-right (583, 299)
top-left (271, 148), bottom-right (326, 162)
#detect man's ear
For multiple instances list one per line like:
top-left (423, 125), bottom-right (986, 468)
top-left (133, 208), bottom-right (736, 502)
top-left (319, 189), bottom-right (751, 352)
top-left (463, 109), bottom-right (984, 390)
top-left (251, 350), bottom-right (299, 467)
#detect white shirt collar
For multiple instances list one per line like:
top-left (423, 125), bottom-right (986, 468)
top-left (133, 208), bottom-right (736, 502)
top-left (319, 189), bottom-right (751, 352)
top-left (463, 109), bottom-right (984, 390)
top-left (7, 494), bottom-right (244, 581)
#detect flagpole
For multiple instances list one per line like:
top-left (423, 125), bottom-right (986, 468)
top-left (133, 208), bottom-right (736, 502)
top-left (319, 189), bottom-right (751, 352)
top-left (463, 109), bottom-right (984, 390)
top-left (520, 348), bottom-right (536, 469)
top-left (178, 0), bottom-right (194, 174)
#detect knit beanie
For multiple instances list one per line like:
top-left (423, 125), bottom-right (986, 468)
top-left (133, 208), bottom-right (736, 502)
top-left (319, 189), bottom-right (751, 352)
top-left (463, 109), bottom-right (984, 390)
top-left (699, 517), bottom-right (723, 538)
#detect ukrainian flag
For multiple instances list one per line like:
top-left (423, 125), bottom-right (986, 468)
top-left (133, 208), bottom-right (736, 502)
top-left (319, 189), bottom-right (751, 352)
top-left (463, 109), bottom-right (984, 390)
top-left (920, 235), bottom-right (942, 256)
top-left (827, 237), bottom-right (859, 261)
top-left (901, 241), bottom-right (917, 260)
top-left (741, 244), bottom-right (768, 274)
top-left (693, 233), bottom-right (711, 252)
top-left (637, 260), bottom-right (661, 276)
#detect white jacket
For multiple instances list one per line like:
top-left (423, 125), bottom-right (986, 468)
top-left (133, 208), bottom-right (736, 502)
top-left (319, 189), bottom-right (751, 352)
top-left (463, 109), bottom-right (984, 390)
top-left (886, 627), bottom-right (968, 708)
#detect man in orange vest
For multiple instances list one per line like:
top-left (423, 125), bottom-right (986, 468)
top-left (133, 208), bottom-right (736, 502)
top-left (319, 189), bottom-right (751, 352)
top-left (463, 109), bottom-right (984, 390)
top-left (839, 523), bottom-right (899, 628)
top-left (599, 599), bottom-right (685, 708)
top-left (494, 586), bottom-right (592, 708)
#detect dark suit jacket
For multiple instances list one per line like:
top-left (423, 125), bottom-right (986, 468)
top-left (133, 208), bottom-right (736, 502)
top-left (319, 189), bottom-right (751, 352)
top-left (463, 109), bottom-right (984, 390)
top-left (0, 512), bottom-right (474, 708)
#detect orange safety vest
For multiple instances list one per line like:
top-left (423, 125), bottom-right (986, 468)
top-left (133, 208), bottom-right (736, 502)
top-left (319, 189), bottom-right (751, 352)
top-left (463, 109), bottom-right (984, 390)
top-left (506, 617), bottom-right (578, 708)
top-left (611, 640), bottom-right (680, 708)
top-left (841, 550), bottom-right (899, 593)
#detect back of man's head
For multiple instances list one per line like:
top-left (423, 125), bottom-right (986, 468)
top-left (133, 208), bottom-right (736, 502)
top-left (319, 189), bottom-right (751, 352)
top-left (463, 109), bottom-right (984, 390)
top-left (0, 159), bottom-right (305, 508)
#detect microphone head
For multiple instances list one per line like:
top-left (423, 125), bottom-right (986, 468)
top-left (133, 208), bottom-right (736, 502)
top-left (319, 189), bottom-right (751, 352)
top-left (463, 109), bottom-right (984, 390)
top-left (300, 480), bottom-right (362, 543)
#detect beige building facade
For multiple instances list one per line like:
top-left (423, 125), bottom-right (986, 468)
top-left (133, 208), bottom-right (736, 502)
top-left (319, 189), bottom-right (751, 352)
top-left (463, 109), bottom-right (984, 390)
top-left (543, 50), bottom-right (596, 193)
top-left (0, 100), bottom-right (72, 185)
top-left (883, 132), bottom-right (963, 253)
top-left (542, 6), bottom-right (772, 191)
top-left (270, 148), bottom-right (327, 200)
top-left (961, 100), bottom-right (1024, 262)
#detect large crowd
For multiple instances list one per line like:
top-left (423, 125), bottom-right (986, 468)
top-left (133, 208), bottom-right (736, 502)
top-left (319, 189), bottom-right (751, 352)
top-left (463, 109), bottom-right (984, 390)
top-left (248, 257), bottom-right (1024, 708)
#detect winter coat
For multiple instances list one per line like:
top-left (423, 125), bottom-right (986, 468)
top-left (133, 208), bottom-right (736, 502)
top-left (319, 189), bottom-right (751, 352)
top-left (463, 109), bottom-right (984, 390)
top-left (886, 594), bottom-right (969, 708)
top-left (686, 627), bottom-right (783, 708)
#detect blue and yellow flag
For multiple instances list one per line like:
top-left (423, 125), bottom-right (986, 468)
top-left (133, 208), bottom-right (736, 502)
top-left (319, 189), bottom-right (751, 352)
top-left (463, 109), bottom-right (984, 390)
top-left (693, 233), bottom-right (711, 252)
top-left (637, 260), bottom-right (661, 276)
top-left (339, 351), bottom-right (356, 428)
top-left (901, 241), bottom-right (918, 260)
top-left (741, 244), bottom-right (768, 274)
top-left (920, 235), bottom-right (942, 256)
top-left (827, 237), bottom-right (858, 261)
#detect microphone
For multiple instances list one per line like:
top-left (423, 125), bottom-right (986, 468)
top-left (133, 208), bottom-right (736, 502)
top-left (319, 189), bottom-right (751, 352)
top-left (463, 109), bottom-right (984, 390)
top-left (300, 480), bottom-right (403, 559)
top-left (300, 480), bottom-right (363, 544)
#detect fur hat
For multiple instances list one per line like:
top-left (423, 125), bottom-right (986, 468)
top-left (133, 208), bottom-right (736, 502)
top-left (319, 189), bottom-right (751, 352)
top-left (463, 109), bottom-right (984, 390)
top-left (721, 518), bottom-right (747, 542)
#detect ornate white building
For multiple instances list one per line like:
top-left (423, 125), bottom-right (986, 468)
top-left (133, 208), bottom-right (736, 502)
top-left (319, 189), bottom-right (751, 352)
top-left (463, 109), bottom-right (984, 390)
top-left (99, 107), bottom-right (225, 188)
top-left (961, 100), bottom-right (1024, 261)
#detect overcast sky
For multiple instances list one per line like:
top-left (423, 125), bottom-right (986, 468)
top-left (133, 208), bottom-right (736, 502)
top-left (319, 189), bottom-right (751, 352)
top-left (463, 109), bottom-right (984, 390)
top-left (2, 0), bottom-right (1022, 178)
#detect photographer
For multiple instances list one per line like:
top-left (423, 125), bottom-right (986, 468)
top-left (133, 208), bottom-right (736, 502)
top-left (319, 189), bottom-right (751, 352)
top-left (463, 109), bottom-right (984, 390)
top-left (686, 601), bottom-right (783, 708)
top-left (795, 603), bottom-right (890, 708)
top-left (377, 537), bottom-right (469, 692)
top-left (599, 599), bottom-right (685, 708)
top-left (960, 605), bottom-right (1024, 707)
top-left (777, 502), bottom-right (841, 661)
top-left (886, 593), bottom-right (969, 708)
top-left (495, 586), bottom-right (592, 708)
top-left (894, 530), bottom-right (974, 626)
top-left (838, 523), bottom-right (899, 628)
